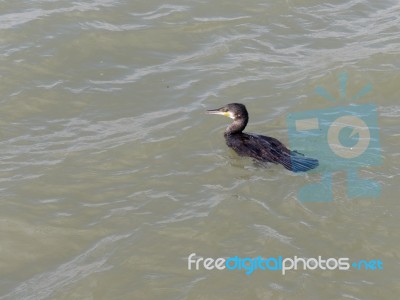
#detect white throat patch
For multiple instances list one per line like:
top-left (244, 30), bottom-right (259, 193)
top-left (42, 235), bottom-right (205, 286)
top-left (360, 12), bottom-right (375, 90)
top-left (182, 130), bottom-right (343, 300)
top-left (227, 111), bottom-right (235, 119)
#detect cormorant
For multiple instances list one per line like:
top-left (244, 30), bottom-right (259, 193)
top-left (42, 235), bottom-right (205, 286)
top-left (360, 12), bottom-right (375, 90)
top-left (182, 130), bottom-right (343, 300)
top-left (207, 103), bottom-right (319, 172)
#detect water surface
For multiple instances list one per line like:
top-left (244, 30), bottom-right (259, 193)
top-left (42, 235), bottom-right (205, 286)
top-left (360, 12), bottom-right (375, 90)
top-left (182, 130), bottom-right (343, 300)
top-left (1, 0), bottom-right (400, 299)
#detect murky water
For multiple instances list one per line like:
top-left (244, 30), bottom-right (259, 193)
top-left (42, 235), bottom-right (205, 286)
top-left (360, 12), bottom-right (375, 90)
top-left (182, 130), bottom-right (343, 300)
top-left (1, 0), bottom-right (399, 299)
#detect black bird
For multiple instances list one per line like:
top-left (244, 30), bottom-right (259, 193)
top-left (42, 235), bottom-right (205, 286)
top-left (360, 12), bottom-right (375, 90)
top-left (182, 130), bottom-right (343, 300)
top-left (207, 103), bottom-right (319, 172)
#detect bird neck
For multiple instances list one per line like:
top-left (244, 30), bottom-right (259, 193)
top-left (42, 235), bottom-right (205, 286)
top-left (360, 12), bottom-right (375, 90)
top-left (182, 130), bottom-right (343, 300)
top-left (225, 118), bottom-right (248, 135)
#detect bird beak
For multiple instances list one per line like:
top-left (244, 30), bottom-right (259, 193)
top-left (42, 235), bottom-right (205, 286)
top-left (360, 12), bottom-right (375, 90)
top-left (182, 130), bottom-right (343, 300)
top-left (206, 108), bottom-right (234, 119)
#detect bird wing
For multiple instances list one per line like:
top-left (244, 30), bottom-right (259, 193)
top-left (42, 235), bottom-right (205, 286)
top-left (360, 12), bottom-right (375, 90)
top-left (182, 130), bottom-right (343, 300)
top-left (245, 134), bottom-right (318, 172)
top-left (245, 134), bottom-right (290, 164)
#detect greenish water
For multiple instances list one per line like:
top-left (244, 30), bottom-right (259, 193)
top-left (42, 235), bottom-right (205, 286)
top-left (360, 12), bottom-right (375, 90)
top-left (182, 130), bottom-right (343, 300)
top-left (1, 1), bottom-right (399, 299)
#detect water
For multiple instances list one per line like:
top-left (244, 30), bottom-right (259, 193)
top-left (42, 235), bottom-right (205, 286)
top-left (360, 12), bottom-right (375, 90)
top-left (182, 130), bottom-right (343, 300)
top-left (1, 0), bottom-right (399, 299)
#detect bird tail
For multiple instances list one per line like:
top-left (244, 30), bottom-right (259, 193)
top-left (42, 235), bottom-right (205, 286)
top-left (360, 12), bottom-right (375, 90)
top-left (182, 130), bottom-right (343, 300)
top-left (287, 151), bottom-right (319, 173)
